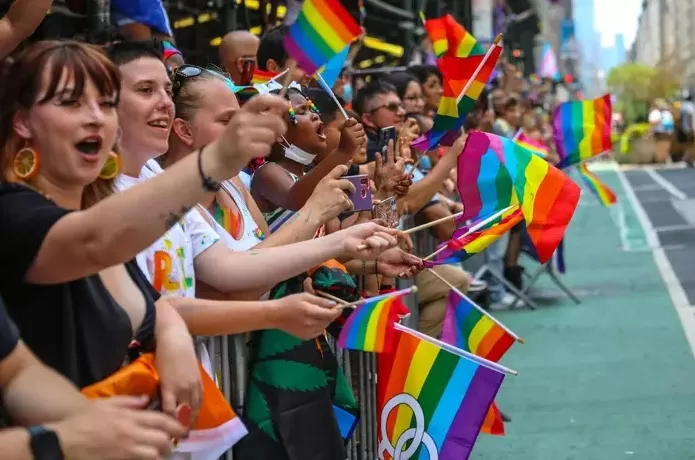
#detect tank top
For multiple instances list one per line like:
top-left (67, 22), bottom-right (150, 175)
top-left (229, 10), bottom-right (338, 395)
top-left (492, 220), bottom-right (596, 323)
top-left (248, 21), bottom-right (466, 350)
top-left (209, 179), bottom-right (265, 252)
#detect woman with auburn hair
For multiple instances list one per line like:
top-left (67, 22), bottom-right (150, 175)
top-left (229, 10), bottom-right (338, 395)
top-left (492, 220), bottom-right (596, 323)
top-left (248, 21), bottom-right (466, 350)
top-left (0, 40), bottom-right (293, 429)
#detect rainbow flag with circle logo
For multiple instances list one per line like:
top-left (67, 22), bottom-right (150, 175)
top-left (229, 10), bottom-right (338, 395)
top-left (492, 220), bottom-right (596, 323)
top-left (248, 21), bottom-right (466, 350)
top-left (377, 329), bottom-right (505, 460)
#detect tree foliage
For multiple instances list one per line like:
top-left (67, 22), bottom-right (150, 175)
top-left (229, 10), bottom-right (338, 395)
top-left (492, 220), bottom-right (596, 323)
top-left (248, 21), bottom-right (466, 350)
top-left (606, 62), bottom-right (682, 123)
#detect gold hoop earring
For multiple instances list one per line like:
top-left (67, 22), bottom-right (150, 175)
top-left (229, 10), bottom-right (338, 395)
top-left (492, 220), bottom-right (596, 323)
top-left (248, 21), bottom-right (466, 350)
top-left (13, 144), bottom-right (39, 180)
top-left (99, 151), bottom-right (121, 179)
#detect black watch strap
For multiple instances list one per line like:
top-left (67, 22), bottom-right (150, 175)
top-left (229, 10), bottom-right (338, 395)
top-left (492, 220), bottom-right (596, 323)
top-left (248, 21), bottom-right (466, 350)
top-left (28, 425), bottom-right (64, 460)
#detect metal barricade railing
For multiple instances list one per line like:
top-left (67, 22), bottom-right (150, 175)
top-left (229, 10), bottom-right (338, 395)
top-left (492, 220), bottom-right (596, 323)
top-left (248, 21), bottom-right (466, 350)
top-left (202, 224), bottom-right (436, 459)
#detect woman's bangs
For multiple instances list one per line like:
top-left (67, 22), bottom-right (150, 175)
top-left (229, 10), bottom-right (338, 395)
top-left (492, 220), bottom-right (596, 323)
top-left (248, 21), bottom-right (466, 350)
top-left (37, 44), bottom-right (120, 104)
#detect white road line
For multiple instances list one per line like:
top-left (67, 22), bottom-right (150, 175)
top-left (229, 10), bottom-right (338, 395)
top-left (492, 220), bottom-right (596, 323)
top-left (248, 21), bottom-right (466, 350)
top-left (631, 184), bottom-right (664, 192)
top-left (645, 168), bottom-right (688, 200)
top-left (617, 169), bottom-right (695, 358)
top-left (654, 224), bottom-right (695, 232)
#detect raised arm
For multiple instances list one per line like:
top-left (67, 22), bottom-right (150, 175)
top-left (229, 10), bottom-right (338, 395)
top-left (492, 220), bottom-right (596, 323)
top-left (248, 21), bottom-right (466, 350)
top-left (0, 0), bottom-right (52, 58)
top-left (24, 95), bottom-right (289, 284)
top-left (194, 222), bottom-right (400, 293)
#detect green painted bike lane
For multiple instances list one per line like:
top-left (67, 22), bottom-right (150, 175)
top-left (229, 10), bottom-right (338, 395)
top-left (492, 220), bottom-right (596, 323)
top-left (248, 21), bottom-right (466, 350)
top-left (473, 166), bottom-right (695, 460)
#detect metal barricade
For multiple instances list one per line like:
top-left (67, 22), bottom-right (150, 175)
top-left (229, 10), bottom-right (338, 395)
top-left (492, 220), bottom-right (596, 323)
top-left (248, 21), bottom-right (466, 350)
top-left (202, 225), bottom-right (437, 459)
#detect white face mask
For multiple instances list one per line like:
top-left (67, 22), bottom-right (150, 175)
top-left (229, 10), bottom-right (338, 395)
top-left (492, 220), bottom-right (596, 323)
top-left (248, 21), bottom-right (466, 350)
top-left (284, 144), bottom-right (316, 165)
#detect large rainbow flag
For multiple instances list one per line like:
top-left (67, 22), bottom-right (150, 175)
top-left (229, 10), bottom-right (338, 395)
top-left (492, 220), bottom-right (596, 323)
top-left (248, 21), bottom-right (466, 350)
top-left (377, 329), bottom-right (505, 459)
top-left (412, 44), bottom-right (502, 152)
top-left (552, 94), bottom-right (613, 168)
top-left (459, 132), bottom-right (581, 263)
top-left (426, 206), bottom-right (524, 266)
top-left (577, 162), bottom-right (617, 206)
top-left (338, 290), bottom-right (410, 353)
top-left (283, 0), bottom-right (362, 75)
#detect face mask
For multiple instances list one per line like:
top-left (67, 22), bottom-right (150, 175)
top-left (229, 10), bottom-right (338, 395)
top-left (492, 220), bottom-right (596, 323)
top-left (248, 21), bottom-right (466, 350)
top-left (418, 155), bottom-right (432, 171)
top-left (342, 83), bottom-right (353, 103)
top-left (284, 144), bottom-right (316, 165)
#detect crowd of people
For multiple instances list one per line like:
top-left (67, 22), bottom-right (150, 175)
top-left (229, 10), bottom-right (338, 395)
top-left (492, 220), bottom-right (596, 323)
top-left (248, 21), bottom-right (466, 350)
top-left (0, 1), bottom-right (568, 458)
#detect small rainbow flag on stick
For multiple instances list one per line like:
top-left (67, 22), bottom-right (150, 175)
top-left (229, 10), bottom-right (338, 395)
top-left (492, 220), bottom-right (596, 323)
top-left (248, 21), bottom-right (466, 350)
top-left (377, 327), bottom-right (508, 460)
top-left (577, 162), bottom-right (617, 206)
top-left (420, 13), bottom-right (484, 58)
top-left (426, 206), bottom-right (524, 266)
top-left (283, 0), bottom-right (362, 75)
top-left (412, 38), bottom-right (502, 151)
top-left (459, 132), bottom-right (581, 263)
top-left (337, 288), bottom-right (411, 353)
top-left (441, 290), bottom-right (521, 436)
top-left (251, 69), bottom-right (279, 85)
top-left (552, 94), bottom-right (613, 169)
top-left (514, 131), bottom-right (549, 158)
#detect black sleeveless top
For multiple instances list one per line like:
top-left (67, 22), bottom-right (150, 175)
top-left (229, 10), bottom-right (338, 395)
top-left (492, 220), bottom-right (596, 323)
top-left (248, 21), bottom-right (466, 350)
top-left (0, 183), bottom-right (158, 388)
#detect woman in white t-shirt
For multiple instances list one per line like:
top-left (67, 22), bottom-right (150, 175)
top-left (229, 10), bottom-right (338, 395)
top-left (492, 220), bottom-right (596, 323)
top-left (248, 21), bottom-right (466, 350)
top-left (648, 98), bottom-right (674, 163)
top-left (108, 42), bottom-right (416, 329)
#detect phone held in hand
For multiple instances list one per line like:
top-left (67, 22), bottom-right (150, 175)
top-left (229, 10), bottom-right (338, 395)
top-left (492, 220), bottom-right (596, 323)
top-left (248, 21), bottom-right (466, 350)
top-left (377, 126), bottom-right (397, 156)
top-left (343, 174), bottom-right (372, 211)
top-left (372, 196), bottom-right (398, 228)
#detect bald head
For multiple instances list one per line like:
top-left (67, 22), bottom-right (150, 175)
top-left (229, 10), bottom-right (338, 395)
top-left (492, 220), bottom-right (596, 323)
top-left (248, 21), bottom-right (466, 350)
top-left (220, 31), bottom-right (260, 84)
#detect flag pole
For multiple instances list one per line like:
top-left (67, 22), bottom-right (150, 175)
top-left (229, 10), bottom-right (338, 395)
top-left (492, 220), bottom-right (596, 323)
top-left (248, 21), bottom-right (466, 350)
top-left (454, 33), bottom-right (503, 105)
top-left (316, 286), bottom-right (418, 310)
top-left (315, 71), bottom-right (350, 120)
top-left (403, 211), bottom-right (463, 235)
top-left (394, 323), bottom-right (518, 376)
top-left (425, 267), bottom-right (523, 343)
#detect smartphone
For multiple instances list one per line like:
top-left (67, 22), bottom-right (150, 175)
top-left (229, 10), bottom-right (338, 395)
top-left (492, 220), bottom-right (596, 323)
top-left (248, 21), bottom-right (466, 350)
top-left (372, 196), bottom-right (398, 228)
top-left (376, 126), bottom-right (397, 157)
top-left (343, 174), bottom-right (372, 211)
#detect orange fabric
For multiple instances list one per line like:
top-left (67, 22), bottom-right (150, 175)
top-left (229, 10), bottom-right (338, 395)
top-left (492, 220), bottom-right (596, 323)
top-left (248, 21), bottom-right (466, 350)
top-left (81, 353), bottom-right (237, 430)
top-left (308, 258), bottom-right (348, 276)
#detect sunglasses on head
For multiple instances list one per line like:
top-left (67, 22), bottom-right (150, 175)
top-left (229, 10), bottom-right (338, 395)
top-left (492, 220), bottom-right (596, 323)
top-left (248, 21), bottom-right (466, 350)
top-left (170, 64), bottom-right (205, 99)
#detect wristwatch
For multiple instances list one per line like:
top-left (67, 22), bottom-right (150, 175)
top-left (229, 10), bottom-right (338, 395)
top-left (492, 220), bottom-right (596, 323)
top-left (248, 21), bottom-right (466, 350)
top-left (28, 425), bottom-right (64, 460)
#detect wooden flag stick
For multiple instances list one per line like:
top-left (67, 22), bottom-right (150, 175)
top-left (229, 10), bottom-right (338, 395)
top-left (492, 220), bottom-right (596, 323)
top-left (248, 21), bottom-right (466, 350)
top-left (403, 211), bottom-right (463, 235)
top-left (454, 33), bottom-right (503, 105)
top-left (316, 286), bottom-right (418, 310)
top-left (426, 267), bottom-right (523, 343)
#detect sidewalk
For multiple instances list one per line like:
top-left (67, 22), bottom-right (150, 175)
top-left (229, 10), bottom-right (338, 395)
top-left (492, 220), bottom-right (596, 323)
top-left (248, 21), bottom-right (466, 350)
top-left (472, 167), bottom-right (695, 459)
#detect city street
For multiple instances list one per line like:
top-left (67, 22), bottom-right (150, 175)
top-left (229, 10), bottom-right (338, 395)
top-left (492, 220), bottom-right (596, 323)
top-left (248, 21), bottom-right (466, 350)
top-left (473, 163), bottom-right (695, 460)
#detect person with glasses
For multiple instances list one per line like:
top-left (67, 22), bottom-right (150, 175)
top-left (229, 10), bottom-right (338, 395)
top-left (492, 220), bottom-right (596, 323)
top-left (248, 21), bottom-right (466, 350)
top-left (218, 30), bottom-right (260, 86)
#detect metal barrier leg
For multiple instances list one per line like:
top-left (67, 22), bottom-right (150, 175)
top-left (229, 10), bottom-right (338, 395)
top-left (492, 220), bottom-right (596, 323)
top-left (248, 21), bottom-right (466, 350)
top-left (475, 265), bottom-right (539, 309)
top-left (546, 266), bottom-right (582, 304)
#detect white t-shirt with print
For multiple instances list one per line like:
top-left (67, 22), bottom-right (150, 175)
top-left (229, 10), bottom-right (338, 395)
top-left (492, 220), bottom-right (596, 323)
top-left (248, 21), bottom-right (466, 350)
top-left (115, 160), bottom-right (220, 299)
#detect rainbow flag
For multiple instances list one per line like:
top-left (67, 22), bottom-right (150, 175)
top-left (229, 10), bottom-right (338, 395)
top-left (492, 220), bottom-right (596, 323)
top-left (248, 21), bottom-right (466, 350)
top-left (577, 162), bottom-right (617, 206)
top-left (421, 13), bottom-right (484, 58)
top-left (426, 206), bottom-right (524, 266)
top-left (553, 94), bottom-right (613, 168)
top-left (441, 290), bottom-right (518, 436)
top-left (338, 291), bottom-right (410, 353)
top-left (283, 0), bottom-right (362, 75)
top-left (459, 132), bottom-right (580, 263)
top-left (377, 329), bottom-right (505, 460)
top-left (251, 69), bottom-right (279, 85)
top-left (515, 131), bottom-right (549, 158)
top-left (412, 44), bottom-right (502, 152)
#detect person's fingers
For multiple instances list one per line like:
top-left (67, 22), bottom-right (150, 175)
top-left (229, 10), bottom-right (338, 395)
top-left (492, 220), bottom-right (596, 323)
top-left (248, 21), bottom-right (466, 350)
top-left (335, 178), bottom-right (356, 194)
top-left (159, 389), bottom-right (177, 418)
top-left (372, 231), bottom-right (398, 246)
top-left (302, 277), bottom-right (316, 294)
top-left (129, 427), bottom-right (173, 455)
top-left (242, 93), bottom-right (290, 114)
top-left (103, 395), bottom-right (150, 409)
top-left (133, 412), bottom-right (187, 438)
top-left (387, 139), bottom-right (395, 163)
top-left (326, 164), bottom-right (349, 180)
top-left (340, 117), bottom-right (358, 130)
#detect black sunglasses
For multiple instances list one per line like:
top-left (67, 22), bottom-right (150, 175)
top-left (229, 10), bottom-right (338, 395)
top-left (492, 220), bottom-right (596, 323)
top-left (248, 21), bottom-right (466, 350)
top-left (171, 65), bottom-right (205, 99)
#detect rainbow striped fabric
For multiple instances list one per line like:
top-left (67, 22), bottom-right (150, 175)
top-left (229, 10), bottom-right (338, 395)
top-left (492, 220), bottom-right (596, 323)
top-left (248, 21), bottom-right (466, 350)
top-left (426, 206), bottom-right (524, 266)
top-left (377, 329), bottom-right (505, 459)
top-left (283, 0), bottom-right (362, 75)
top-left (514, 131), bottom-right (549, 158)
top-left (251, 69), bottom-right (279, 85)
top-left (553, 94), bottom-right (613, 168)
top-left (577, 162), bottom-right (617, 206)
top-left (441, 290), bottom-right (518, 436)
top-left (338, 291), bottom-right (410, 353)
top-left (421, 13), bottom-right (484, 58)
top-left (459, 132), bottom-right (580, 263)
top-left (412, 44), bottom-right (502, 152)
